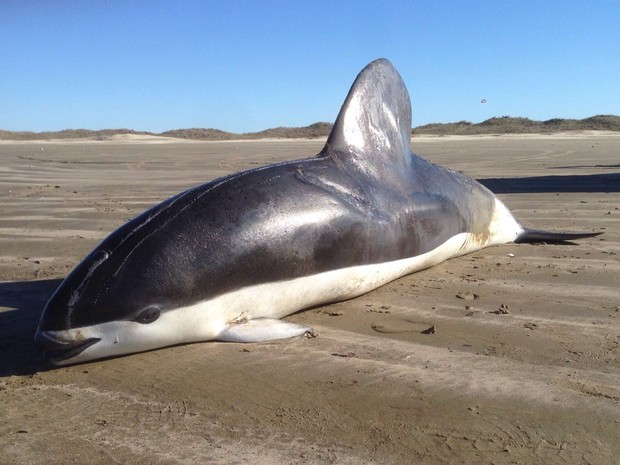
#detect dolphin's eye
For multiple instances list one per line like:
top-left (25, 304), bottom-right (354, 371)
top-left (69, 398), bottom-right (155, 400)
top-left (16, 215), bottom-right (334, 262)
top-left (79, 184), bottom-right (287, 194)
top-left (134, 306), bottom-right (160, 324)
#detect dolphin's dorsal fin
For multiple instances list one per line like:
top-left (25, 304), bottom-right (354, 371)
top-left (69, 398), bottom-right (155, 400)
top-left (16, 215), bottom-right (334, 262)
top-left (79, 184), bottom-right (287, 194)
top-left (325, 59), bottom-right (413, 175)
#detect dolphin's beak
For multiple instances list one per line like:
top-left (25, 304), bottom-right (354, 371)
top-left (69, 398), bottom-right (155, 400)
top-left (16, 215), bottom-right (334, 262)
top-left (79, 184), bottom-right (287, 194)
top-left (34, 331), bottom-right (101, 364)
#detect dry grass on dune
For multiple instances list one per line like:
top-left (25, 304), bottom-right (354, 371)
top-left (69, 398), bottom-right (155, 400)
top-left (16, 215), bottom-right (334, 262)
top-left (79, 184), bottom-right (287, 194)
top-left (2, 115), bottom-right (619, 141)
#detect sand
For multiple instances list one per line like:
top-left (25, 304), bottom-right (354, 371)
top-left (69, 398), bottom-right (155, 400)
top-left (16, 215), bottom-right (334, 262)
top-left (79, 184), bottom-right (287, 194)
top-left (1, 135), bottom-right (618, 464)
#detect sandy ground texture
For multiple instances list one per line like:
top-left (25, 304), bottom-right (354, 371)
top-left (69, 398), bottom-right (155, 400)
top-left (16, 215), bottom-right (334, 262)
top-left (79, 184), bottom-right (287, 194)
top-left (1, 134), bottom-right (619, 464)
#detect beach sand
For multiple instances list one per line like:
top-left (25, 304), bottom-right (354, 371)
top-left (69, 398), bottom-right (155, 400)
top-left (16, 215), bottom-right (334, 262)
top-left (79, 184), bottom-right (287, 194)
top-left (1, 135), bottom-right (618, 464)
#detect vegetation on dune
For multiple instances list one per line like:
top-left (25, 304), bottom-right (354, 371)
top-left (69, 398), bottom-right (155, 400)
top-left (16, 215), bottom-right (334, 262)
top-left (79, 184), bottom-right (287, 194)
top-left (411, 115), bottom-right (620, 135)
top-left (1, 115), bottom-right (619, 141)
top-left (0, 128), bottom-right (152, 141)
top-left (0, 123), bottom-right (335, 141)
top-left (159, 128), bottom-right (236, 140)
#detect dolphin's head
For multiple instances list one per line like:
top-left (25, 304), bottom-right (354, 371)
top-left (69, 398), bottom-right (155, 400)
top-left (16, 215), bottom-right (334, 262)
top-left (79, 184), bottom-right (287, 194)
top-left (34, 205), bottom-right (212, 365)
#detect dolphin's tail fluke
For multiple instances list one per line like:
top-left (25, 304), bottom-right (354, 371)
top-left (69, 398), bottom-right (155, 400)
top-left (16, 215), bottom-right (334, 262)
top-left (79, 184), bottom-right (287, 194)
top-left (515, 228), bottom-right (603, 244)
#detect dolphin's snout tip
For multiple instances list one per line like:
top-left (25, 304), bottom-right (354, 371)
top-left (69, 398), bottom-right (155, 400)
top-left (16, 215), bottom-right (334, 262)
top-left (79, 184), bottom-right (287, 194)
top-left (34, 331), bottom-right (101, 364)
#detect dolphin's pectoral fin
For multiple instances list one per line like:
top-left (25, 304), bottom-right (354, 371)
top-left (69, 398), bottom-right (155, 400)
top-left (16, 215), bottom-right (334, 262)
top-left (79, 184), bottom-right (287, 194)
top-left (218, 318), bottom-right (314, 343)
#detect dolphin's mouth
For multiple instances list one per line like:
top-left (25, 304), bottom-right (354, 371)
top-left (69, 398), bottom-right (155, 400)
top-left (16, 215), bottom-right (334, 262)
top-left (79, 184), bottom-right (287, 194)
top-left (34, 331), bottom-right (101, 364)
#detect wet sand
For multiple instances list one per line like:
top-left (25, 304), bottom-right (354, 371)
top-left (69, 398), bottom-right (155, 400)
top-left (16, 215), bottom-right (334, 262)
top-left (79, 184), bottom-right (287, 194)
top-left (1, 134), bottom-right (619, 464)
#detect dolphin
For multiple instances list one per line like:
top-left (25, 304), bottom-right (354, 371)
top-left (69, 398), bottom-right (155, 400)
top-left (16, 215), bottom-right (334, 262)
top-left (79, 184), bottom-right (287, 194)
top-left (34, 59), bottom-right (601, 365)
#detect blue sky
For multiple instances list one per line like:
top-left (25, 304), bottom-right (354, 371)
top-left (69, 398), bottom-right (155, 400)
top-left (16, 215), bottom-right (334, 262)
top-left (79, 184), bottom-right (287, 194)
top-left (1, 1), bottom-right (618, 133)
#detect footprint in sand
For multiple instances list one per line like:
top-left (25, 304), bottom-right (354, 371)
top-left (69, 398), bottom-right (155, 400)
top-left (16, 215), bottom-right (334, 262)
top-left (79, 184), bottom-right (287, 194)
top-left (371, 318), bottom-right (435, 334)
